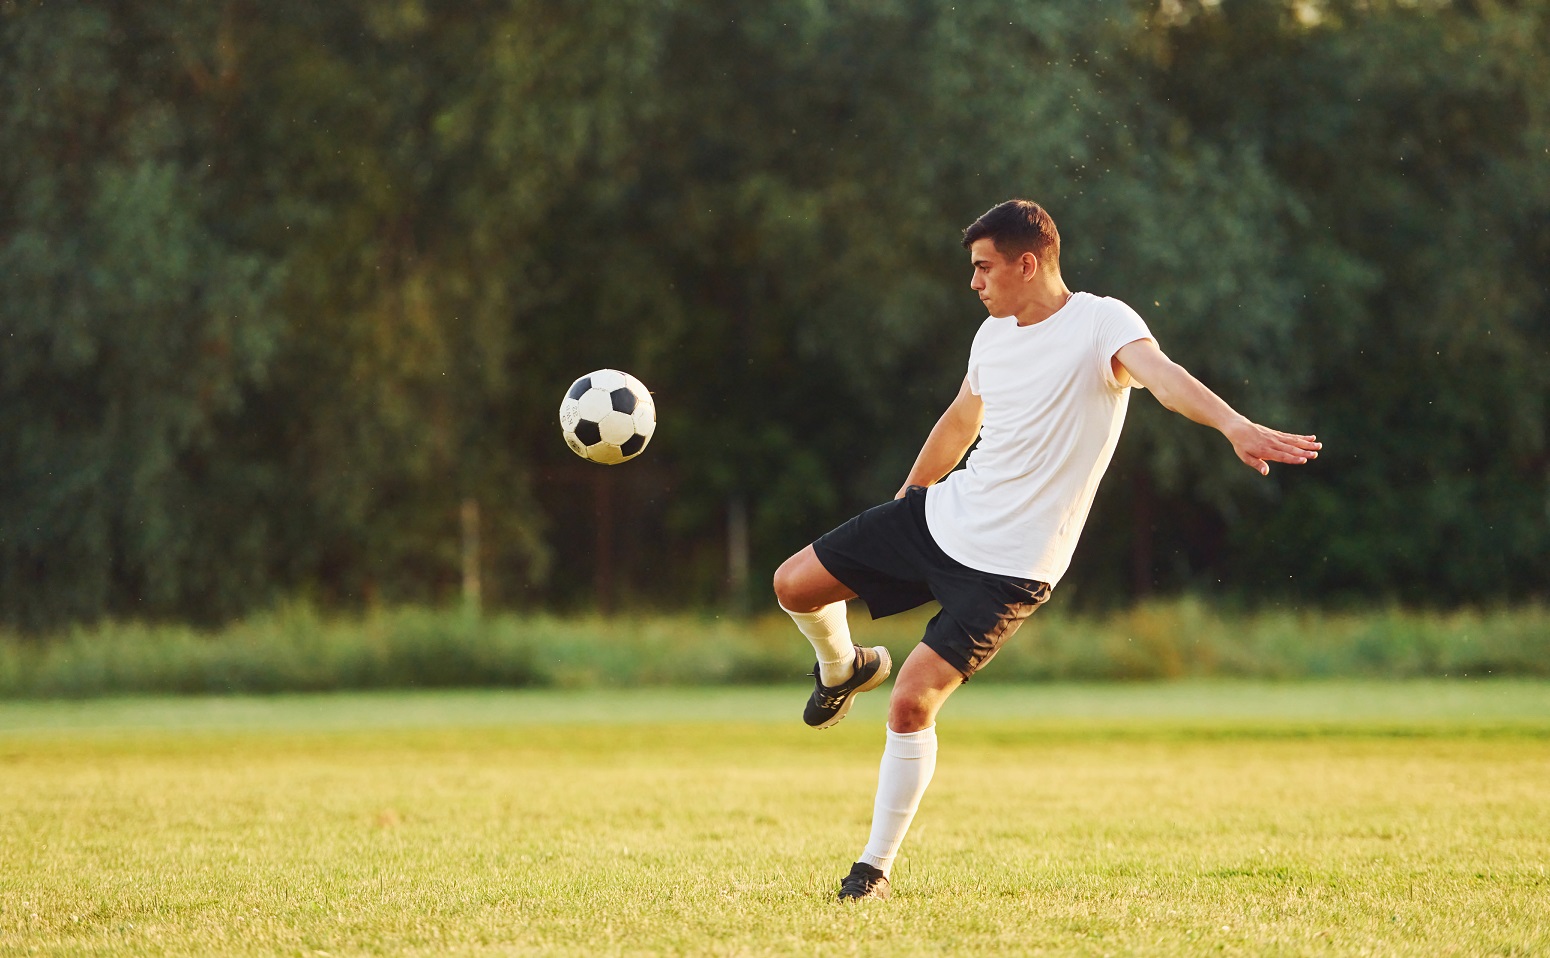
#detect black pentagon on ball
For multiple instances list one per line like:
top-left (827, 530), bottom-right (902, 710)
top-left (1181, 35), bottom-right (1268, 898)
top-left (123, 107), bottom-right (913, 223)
top-left (573, 419), bottom-right (602, 446)
top-left (610, 387), bottom-right (637, 414)
top-left (567, 377), bottom-right (592, 401)
top-left (620, 433), bottom-right (646, 457)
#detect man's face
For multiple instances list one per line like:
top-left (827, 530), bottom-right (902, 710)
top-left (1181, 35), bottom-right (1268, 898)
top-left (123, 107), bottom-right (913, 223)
top-left (968, 238), bottom-right (1030, 317)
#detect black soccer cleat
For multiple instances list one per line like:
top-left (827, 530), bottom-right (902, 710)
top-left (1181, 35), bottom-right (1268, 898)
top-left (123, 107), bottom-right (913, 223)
top-left (803, 645), bottom-right (892, 729)
top-left (837, 861), bottom-right (891, 901)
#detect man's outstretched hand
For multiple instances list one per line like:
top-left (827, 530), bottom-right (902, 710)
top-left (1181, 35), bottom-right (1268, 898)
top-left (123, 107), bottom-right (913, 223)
top-left (1113, 341), bottom-right (1322, 476)
top-left (1225, 420), bottom-right (1321, 475)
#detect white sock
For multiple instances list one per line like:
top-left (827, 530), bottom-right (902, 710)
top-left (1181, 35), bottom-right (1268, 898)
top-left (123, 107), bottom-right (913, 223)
top-left (857, 724), bottom-right (938, 875)
top-left (780, 600), bottom-right (855, 686)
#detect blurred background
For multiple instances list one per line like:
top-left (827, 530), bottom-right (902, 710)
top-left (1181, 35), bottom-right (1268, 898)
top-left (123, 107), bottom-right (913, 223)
top-left (2, 0), bottom-right (1547, 643)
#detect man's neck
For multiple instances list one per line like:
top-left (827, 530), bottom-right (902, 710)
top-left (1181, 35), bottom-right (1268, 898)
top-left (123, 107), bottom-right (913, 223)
top-left (1013, 284), bottom-right (1075, 327)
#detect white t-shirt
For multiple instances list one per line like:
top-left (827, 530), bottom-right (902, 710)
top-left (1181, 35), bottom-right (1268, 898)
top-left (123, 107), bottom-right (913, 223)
top-left (924, 292), bottom-right (1153, 585)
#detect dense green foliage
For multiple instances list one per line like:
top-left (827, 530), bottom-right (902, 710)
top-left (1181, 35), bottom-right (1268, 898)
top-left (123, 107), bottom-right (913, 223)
top-left (2, 603), bottom-right (1545, 697)
top-left (2, 0), bottom-right (1547, 631)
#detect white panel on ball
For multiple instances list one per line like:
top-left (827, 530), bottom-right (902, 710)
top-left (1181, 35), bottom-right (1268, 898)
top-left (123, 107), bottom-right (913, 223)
top-left (559, 398), bottom-right (582, 431)
top-left (589, 368), bottom-right (626, 392)
top-left (633, 409), bottom-right (656, 437)
top-left (576, 388), bottom-right (613, 421)
top-left (590, 442), bottom-right (624, 465)
top-left (597, 410), bottom-right (637, 445)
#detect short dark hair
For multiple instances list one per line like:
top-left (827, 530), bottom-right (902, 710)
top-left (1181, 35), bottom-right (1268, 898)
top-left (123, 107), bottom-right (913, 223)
top-left (962, 199), bottom-right (1060, 271)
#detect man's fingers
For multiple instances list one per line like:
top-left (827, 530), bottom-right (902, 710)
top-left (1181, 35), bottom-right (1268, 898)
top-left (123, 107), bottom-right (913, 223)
top-left (1239, 450), bottom-right (1270, 475)
top-left (1262, 429), bottom-right (1321, 462)
top-left (1236, 426), bottom-right (1321, 474)
top-left (1253, 441), bottom-right (1310, 464)
top-left (1275, 431), bottom-right (1321, 449)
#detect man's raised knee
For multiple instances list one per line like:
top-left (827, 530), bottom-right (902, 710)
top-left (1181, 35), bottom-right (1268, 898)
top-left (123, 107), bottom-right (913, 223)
top-left (775, 545), bottom-right (857, 614)
top-left (888, 696), bottom-right (936, 733)
top-left (772, 554), bottom-right (813, 612)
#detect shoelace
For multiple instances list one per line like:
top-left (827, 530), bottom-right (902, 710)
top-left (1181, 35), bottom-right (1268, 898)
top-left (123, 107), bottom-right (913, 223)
top-left (814, 689), bottom-right (849, 708)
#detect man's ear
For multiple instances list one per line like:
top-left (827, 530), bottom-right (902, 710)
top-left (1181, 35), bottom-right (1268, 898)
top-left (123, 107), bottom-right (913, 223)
top-left (1020, 252), bottom-right (1039, 280)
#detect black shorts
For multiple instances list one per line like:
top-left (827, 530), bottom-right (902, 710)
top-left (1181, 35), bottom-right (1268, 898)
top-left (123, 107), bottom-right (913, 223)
top-left (811, 486), bottom-right (1051, 679)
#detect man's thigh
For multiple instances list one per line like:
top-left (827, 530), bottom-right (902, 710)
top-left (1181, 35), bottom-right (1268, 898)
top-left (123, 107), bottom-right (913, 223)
top-left (773, 544), bottom-right (857, 612)
top-left (812, 489), bottom-right (937, 618)
top-left (920, 577), bottom-right (1052, 679)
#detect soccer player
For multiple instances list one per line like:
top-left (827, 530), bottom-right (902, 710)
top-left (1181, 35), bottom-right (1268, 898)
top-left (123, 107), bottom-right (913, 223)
top-left (772, 199), bottom-right (1321, 901)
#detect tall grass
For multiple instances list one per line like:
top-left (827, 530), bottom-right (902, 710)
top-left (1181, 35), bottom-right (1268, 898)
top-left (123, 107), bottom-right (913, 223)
top-left (1, 600), bottom-right (1546, 698)
top-left (981, 598), bottom-right (1550, 682)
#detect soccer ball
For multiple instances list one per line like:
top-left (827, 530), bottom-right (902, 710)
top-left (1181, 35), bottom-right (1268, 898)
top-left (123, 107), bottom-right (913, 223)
top-left (559, 369), bottom-right (656, 464)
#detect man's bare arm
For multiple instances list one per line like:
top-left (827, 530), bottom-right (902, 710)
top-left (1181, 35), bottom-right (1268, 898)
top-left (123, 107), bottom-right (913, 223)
top-left (895, 376), bottom-right (985, 498)
top-left (1114, 338), bottom-right (1320, 475)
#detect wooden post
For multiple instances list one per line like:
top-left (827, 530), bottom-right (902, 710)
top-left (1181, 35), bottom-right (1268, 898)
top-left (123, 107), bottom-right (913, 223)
top-left (727, 495), bottom-right (749, 614)
top-left (461, 498), bottom-right (482, 613)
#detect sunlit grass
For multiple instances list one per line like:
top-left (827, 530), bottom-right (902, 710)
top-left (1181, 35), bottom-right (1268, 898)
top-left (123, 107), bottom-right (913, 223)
top-left (3, 684), bottom-right (1548, 956)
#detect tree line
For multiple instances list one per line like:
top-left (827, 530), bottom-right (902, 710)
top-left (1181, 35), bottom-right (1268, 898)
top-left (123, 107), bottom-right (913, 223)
top-left (2, 0), bottom-right (1547, 633)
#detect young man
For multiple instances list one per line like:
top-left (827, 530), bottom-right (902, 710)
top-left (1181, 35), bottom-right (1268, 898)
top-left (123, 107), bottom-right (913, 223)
top-left (772, 199), bottom-right (1320, 901)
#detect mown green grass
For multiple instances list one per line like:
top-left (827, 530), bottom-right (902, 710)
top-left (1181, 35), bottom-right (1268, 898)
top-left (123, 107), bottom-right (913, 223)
top-left (3, 683), bottom-right (1548, 956)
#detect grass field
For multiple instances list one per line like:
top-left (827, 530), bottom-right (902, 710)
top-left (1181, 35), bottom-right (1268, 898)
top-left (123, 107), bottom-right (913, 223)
top-left (3, 682), bottom-right (1549, 956)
